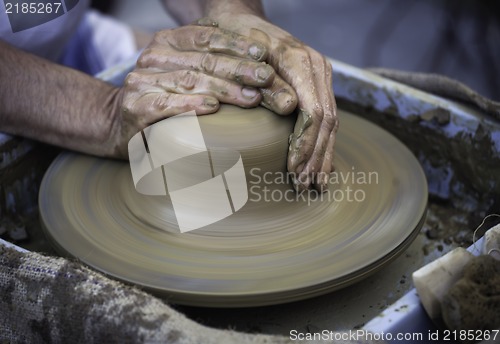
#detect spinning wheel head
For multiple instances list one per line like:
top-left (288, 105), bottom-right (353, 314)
top-left (40, 106), bottom-right (427, 307)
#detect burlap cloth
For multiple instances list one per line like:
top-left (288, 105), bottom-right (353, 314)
top-left (0, 244), bottom-right (381, 344)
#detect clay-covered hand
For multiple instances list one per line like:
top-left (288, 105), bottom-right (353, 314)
top-left (211, 13), bottom-right (339, 192)
top-left (114, 21), bottom-right (276, 157)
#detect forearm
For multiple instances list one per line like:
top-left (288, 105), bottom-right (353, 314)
top-left (0, 40), bottom-right (122, 157)
top-left (202, 0), bottom-right (265, 18)
top-left (162, 0), bottom-right (203, 25)
top-left (162, 0), bottom-right (265, 25)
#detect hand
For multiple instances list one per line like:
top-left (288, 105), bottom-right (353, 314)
top-left (210, 13), bottom-right (339, 192)
top-left (113, 21), bottom-right (277, 157)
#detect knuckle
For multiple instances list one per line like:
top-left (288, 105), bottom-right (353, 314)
top-left (124, 72), bottom-right (141, 88)
top-left (121, 94), bottom-right (136, 114)
top-left (200, 53), bottom-right (217, 74)
top-left (333, 114), bottom-right (340, 131)
top-left (153, 93), bottom-right (172, 111)
top-left (136, 48), bottom-right (154, 68)
top-left (178, 70), bottom-right (198, 90)
top-left (324, 60), bottom-right (333, 77)
top-left (153, 31), bottom-right (162, 42)
top-left (323, 114), bottom-right (335, 127)
top-left (290, 47), bottom-right (310, 63)
top-left (194, 27), bottom-right (216, 47)
top-left (324, 57), bottom-right (332, 71)
top-left (322, 110), bottom-right (337, 129)
top-left (300, 51), bottom-right (313, 66)
top-left (234, 59), bottom-right (252, 82)
top-left (310, 103), bottom-right (323, 120)
top-left (153, 30), bottom-right (170, 44)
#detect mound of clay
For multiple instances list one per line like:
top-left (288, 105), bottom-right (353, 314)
top-left (441, 255), bottom-right (500, 333)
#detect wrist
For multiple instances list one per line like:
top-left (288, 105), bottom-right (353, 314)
top-left (100, 86), bottom-right (127, 159)
top-left (204, 0), bottom-right (265, 20)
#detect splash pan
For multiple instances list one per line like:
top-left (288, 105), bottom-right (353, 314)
top-left (39, 106), bottom-right (427, 307)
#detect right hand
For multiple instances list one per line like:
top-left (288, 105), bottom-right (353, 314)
top-left (112, 20), bottom-right (283, 158)
top-left (209, 13), bottom-right (339, 192)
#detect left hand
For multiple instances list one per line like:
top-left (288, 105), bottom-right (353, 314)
top-left (111, 21), bottom-right (278, 158)
top-left (209, 13), bottom-right (339, 192)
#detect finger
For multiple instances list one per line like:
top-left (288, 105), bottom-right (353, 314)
top-left (287, 111), bottom-right (317, 191)
top-left (154, 26), bottom-right (268, 61)
top-left (133, 70), bottom-right (262, 108)
top-left (299, 57), bottom-right (338, 191)
top-left (309, 57), bottom-right (338, 191)
top-left (137, 49), bottom-right (275, 87)
top-left (123, 92), bottom-right (219, 127)
top-left (285, 50), bottom-right (322, 189)
top-left (260, 74), bottom-right (298, 115)
top-left (287, 53), bottom-right (337, 191)
top-left (315, 127), bottom-right (337, 192)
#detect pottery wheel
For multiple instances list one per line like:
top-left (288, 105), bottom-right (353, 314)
top-left (40, 106), bottom-right (427, 307)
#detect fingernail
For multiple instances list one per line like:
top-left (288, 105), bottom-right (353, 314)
top-left (315, 173), bottom-right (328, 192)
top-left (204, 98), bottom-right (218, 108)
top-left (319, 182), bottom-right (328, 193)
top-left (255, 65), bottom-right (272, 82)
top-left (242, 87), bottom-right (258, 99)
top-left (249, 44), bottom-right (266, 60)
top-left (292, 178), bottom-right (309, 193)
top-left (292, 171), bottom-right (311, 192)
top-left (274, 90), bottom-right (297, 114)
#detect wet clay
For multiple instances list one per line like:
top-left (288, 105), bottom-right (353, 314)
top-left (287, 109), bottom-right (313, 175)
top-left (39, 105), bottom-right (427, 307)
top-left (441, 255), bottom-right (500, 337)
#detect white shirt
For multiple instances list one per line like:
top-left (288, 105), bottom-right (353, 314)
top-left (0, 0), bottom-right (90, 62)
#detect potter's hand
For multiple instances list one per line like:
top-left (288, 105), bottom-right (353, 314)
top-left (210, 13), bottom-right (338, 192)
top-left (115, 22), bottom-right (276, 156)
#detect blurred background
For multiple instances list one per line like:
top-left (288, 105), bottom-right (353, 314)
top-left (92, 0), bottom-right (500, 101)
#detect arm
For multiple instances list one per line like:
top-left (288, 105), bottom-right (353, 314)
top-left (164, 0), bottom-right (339, 192)
top-left (0, 40), bottom-right (122, 158)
